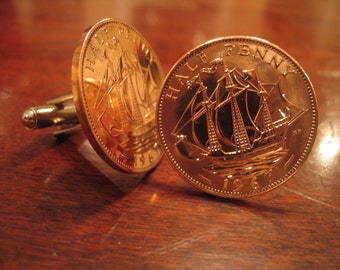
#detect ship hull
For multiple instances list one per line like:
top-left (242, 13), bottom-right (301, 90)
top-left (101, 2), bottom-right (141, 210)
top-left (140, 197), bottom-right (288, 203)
top-left (176, 139), bottom-right (287, 179)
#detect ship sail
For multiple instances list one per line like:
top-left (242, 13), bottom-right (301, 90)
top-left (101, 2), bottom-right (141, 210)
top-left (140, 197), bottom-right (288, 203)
top-left (172, 58), bottom-right (306, 160)
top-left (87, 40), bottom-right (159, 154)
top-left (230, 92), bottom-right (252, 152)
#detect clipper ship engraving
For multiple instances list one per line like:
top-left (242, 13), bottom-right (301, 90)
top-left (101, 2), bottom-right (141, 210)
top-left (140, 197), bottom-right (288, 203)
top-left (89, 37), bottom-right (160, 158)
top-left (172, 58), bottom-right (306, 179)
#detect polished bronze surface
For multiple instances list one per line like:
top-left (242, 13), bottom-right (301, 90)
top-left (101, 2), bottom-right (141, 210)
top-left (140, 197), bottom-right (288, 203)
top-left (157, 36), bottom-right (317, 197)
top-left (21, 18), bottom-right (164, 173)
top-left (72, 18), bottom-right (164, 173)
top-left (1, 0), bottom-right (339, 269)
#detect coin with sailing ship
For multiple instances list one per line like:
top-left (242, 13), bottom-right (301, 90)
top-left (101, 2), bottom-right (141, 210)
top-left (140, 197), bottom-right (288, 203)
top-left (72, 19), bottom-right (164, 173)
top-left (157, 36), bottom-right (318, 197)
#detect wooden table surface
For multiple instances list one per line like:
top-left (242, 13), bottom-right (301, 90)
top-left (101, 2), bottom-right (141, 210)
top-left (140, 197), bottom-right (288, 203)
top-left (1, 0), bottom-right (339, 269)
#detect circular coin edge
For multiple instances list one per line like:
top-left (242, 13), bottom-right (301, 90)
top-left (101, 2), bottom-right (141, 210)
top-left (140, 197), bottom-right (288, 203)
top-left (157, 36), bottom-right (318, 198)
top-left (73, 18), bottom-right (164, 174)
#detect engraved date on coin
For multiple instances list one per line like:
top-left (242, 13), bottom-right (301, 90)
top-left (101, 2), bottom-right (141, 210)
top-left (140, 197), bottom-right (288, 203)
top-left (158, 37), bottom-right (317, 197)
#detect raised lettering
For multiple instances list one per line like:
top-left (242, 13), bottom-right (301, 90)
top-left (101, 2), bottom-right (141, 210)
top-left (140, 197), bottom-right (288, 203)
top-left (265, 169), bottom-right (273, 183)
top-left (238, 44), bottom-right (251, 56)
top-left (197, 51), bottom-right (208, 63)
top-left (184, 62), bottom-right (198, 72)
top-left (139, 154), bottom-right (145, 165)
top-left (250, 177), bottom-right (260, 190)
top-left (253, 47), bottom-right (268, 60)
top-left (223, 179), bottom-right (229, 190)
top-left (233, 179), bottom-right (243, 192)
top-left (133, 154), bottom-right (143, 166)
top-left (166, 86), bottom-right (181, 101)
top-left (224, 43), bottom-right (236, 56)
top-left (175, 74), bottom-right (189, 86)
top-left (148, 153), bottom-right (154, 163)
top-left (84, 58), bottom-right (95, 72)
top-left (269, 55), bottom-right (284, 68)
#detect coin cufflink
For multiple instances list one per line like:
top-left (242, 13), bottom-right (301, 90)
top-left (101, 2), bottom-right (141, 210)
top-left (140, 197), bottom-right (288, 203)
top-left (22, 20), bottom-right (318, 198)
top-left (22, 18), bottom-right (164, 174)
top-left (157, 36), bottom-right (318, 198)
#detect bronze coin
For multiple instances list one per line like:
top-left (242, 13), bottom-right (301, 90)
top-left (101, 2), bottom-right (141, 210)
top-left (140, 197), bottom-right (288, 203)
top-left (72, 18), bottom-right (164, 173)
top-left (157, 36), bottom-right (318, 197)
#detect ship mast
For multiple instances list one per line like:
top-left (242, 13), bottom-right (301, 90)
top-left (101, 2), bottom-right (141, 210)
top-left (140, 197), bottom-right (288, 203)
top-left (200, 82), bottom-right (223, 155)
top-left (126, 68), bottom-right (144, 127)
top-left (225, 70), bottom-right (251, 153)
top-left (256, 84), bottom-right (275, 137)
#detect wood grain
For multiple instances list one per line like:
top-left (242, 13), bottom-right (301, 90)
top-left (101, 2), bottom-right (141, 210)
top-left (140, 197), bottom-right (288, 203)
top-left (0, 0), bottom-right (339, 269)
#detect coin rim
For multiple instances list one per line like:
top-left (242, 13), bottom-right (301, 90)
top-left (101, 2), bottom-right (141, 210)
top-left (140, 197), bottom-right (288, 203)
top-left (72, 18), bottom-right (164, 173)
top-left (157, 36), bottom-right (318, 197)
